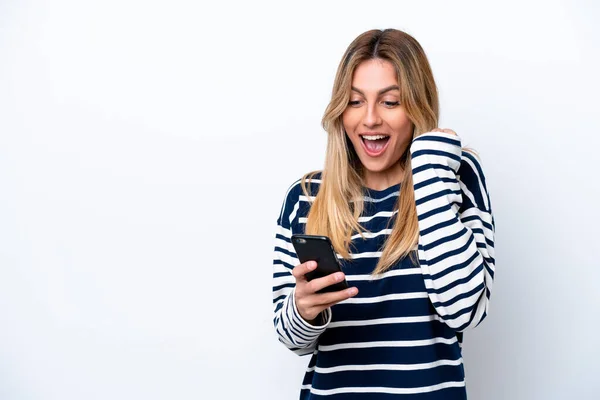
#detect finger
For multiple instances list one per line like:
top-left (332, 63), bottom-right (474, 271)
top-left (291, 260), bottom-right (317, 281)
top-left (313, 286), bottom-right (359, 306)
top-left (431, 128), bottom-right (443, 132)
top-left (441, 128), bottom-right (457, 135)
top-left (306, 271), bottom-right (346, 293)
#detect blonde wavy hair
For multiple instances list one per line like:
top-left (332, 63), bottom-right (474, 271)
top-left (301, 29), bottom-right (439, 275)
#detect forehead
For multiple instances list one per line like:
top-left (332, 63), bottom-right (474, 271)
top-left (351, 59), bottom-right (398, 90)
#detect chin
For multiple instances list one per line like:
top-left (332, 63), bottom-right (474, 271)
top-left (360, 160), bottom-right (391, 173)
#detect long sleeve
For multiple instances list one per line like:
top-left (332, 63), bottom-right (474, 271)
top-left (272, 181), bottom-right (332, 356)
top-left (410, 132), bottom-right (496, 332)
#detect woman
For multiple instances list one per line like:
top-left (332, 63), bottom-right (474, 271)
top-left (272, 28), bottom-right (495, 399)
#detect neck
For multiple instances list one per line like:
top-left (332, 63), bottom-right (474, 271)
top-left (363, 163), bottom-right (404, 191)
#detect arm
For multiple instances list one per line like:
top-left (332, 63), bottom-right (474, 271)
top-left (410, 132), bottom-right (496, 331)
top-left (272, 182), bottom-right (332, 356)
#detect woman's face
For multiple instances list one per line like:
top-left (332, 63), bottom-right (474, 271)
top-left (342, 59), bottom-right (414, 183)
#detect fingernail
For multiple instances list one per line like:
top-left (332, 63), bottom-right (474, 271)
top-left (335, 273), bottom-right (344, 281)
top-left (348, 287), bottom-right (358, 295)
top-left (308, 261), bottom-right (317, 269)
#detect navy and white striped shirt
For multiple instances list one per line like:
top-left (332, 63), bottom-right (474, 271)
top-left (273, 132), bottom-right (495, 399)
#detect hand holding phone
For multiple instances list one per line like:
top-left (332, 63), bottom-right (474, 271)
top-left (290, 234), bottom-right (359, 324)
top-left (292, 234), bottom-right (349, 293)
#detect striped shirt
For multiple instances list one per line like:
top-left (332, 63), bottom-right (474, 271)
top-left (272, 132), bottom-right (496, 399)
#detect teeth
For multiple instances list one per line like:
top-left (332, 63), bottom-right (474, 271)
top-left (362, 135), bottom-right (388, 140)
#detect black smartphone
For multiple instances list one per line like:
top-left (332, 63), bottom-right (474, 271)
top-left (291, 234), bottom-right (349, 293)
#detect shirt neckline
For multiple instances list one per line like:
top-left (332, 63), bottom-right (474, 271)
top-left (364, 183), bottom-right (401, 199)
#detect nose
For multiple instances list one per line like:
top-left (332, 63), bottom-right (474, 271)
top-left (362, 103), bottom-right (382, 128)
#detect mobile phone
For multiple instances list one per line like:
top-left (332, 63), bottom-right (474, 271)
top-left (291, 234), bottom-right (349, 293)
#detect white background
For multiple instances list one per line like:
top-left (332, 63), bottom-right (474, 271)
top-left (1, 1), bottom-right (599, 399)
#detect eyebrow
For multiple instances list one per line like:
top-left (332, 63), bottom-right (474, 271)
top-left (351, 85), bottom-right (400, 96)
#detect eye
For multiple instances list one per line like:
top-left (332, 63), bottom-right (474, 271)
top-left (383, 101), bottom-right (400, 107)
top-left (348, 100), bottom-right (362, 107)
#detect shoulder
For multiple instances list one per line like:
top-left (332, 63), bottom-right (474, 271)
top-left (282, 171), bottom-right (322, 202)
top-left (458, 150), bottom-right (491, 212)
top-left (276, 171), bottom-right (323, 226)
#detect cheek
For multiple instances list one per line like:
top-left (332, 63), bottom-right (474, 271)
top-left (342, 110), bottom-right (358, 133)
top-left (391, 113), bottom-right (413, 137)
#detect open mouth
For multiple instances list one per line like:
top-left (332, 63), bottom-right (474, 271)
top-left (359, 134), bottom-right (390, 157)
